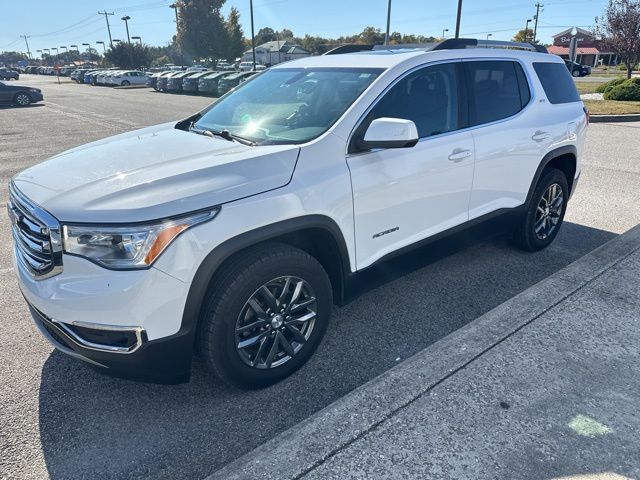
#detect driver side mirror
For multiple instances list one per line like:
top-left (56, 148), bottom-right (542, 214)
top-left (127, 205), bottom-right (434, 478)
top-left (361, 117), bottom-right (419, 150)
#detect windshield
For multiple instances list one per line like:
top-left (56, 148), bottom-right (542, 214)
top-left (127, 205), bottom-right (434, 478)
top-left (194, 67), bottom-right (383, 145)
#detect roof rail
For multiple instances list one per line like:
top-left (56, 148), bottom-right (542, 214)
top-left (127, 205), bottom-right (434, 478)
top-left (432, 38), bottom-right (548, 54)
top-left (323, 44), bottom-right (374, 55)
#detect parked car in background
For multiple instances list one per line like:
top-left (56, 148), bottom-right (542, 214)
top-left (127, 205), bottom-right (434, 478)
top-left (216, 61), bottom-right (235, 71)
top-left (0, 80), bottom-right (42, 106)
top-left (98, 70), bottom-right (122, 86)
top-left (238, 61), bottom-right (255, 72)
top-left (216, 71), bottom-right (258, 95)
top-left (166, 71), bottom-right (200, 92)
top-left (564, 60), bottom-right (591, 77)
top-left (197, 71), bottom-right (229, 96)
top-left (84, 70), bottom-right (102, 85)
top-left (156, 71), bottom-right (181, 92)
top-left (0, 68), bottom-right (19, 80)
top-left (182, 70), bottom-right (215, 93)
top-left (186, 65), bottom-right (208, 72)
top-left (70, 69), bottom-right (88, 83)
top-left (109, 70), bottom-right (149, 86)
top-left (147, 71), bottom-right (172, 90)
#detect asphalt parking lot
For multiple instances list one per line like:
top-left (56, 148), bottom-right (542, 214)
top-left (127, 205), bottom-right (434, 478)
top-left (1, 75), bottom-right (640, 480)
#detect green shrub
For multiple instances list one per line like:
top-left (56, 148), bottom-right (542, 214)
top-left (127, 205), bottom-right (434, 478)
top-left (595, 77), bottom-right (625, 93)
top-left (603, 78), bottom-right (640, 101)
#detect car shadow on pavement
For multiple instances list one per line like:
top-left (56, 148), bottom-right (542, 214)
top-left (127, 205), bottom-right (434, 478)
top-left (37, 221), bottom-right (617, 480)
top-left (0, 103), bottom-right (45, 110)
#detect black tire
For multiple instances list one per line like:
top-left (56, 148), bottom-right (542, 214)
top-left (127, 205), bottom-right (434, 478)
top-left (571, 69), bottom-right (581, 77)
top-left (197, 243), bottom-right (333, 389)
top-left (121, 80), bottom-right (130, 86)
top-left (13, 92), bottom-right (32, 106)
top-left (512, 167), bottom-right (569, 251)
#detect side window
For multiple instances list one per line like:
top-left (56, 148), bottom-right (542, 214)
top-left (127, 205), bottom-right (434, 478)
top-left (364, 62), bottom-right (461, 139)
top-left (465, 61), bottom-right (530, 126)
top-left (533, 62), bottom-right (581, 104)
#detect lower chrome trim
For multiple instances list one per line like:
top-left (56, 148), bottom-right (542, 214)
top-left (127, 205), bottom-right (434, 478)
top-left (30, 303), bottom-right (144, 355)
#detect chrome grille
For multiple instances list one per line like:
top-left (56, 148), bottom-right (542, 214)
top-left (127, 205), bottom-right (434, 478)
top-left (7, 181), bottom-right (63, 279)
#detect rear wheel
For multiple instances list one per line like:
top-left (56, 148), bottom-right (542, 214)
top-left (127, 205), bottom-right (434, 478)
top-left (571, 69), bottom-right (581, 77)
top-left (13, 92), bottom-right (32, 106)
top-left (121, 80), bottom-right (130, 86)
top-left (512, 168), bottom-right (568, 251)
top-left (198, 243), bottom-right (332, 389)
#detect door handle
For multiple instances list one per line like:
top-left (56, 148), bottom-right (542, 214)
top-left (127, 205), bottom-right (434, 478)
top-left (448, 148), bottom-right (472, 162)
top-left (532, 130), bottom-right (551, 142)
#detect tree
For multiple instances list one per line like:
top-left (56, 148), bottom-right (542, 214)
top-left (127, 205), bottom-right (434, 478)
top-left (513, 28), bottom-right (535, 43)
top-left (601, 0), bottom-right (640, 78)
top-left (225, 7), bottom-right (245, 61)
top-left (104, 42), bottom-right (151, 69)
top-left (255, 27), bottom-right (277, 46)
top-left (176, 0), bottom-right (227, 62)
top-left (0, 51), bottom-right (28, 66)
top-left (279, 29), bottom-right (294, 40)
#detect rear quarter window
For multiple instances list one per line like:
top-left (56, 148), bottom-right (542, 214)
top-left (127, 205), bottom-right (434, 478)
top-left (533, 62), bottom-right (581, 104)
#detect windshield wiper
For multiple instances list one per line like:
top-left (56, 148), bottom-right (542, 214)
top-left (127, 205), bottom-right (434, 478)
top-left (189, 123), bottom-right (256, 146)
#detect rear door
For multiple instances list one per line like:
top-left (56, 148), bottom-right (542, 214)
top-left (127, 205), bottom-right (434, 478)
top-left (463, 59), bottom-right (543, 219)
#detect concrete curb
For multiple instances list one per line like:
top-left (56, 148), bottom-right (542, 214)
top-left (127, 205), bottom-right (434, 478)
top-left (206, 223), bottom-right (640, 480)
top-left (589, 113), bottom-right (640, 123)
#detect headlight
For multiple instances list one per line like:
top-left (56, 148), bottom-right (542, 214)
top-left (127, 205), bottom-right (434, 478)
top-left (62, 209), bottom-right (218, 269)
top-left (29, 88), bottom-right (40, 93)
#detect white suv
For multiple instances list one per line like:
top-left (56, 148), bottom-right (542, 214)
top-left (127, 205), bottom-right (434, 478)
top-left (9, 39), bottom-right (587, 388)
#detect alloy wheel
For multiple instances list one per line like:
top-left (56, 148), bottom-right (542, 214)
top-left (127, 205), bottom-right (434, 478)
top-left (535, 183), bottom-right (564, 240)
top-left (235, 276), bottom-right (317, 369)
top-left (15, 93), bottom-right (31, 106)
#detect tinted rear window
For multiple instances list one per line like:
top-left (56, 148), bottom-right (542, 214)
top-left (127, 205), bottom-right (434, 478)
top-left (533, 62), bottom-right (580, 104)
top-left (464, 61), bottom-right (531, 126)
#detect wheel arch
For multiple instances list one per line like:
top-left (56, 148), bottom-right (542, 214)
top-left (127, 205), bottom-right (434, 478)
top-left (525, 145), bottom-right (577, 205)
top-left (178, 215), bottom-right (352, 345)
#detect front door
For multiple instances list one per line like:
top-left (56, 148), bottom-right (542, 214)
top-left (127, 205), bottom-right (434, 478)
top-left (346, 61), bottom-right (475, 269)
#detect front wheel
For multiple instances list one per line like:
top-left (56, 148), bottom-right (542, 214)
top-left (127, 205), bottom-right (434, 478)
top-left (572, 69), bottom-right (581, 77)
top-left (512, 168), bottom-right (569, 251)
top-left (198, 243), bottom-right (333, 389)
top-left (13, 92), bottom-right (32, 106)
top-left (121, 80), bottom-right (130, 86)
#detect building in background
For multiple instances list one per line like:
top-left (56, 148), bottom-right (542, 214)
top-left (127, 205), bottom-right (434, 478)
top-left (241, 41), bottom-right (310, 66)
top-left (547, 27), bottom-right (618, 67)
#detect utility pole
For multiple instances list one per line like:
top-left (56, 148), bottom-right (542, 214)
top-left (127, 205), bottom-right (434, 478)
top-left (454, 0), bottom-right (463, 38)
top-left (98, 11), bottom-right (114, 47)
top-left (21, 35), bottom-right (31, 59)
top-left (532, 3), bottom-right (543, 43)
top-left (384, 0), bottom-right (392, 45)
top-left (250, 0), bottom-right (256, 70)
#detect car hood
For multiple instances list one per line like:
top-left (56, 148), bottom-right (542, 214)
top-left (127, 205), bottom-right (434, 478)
top-left (13, 124), bottom-right (300, 223)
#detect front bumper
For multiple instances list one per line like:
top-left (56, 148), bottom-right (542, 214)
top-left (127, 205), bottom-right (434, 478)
top-left (28, 302), bottom-right (193, 383)
top-left (16, 250), bottom-right (194, 383)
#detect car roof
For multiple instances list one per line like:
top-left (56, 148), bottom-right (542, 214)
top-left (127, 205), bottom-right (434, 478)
top-left (273, 46), bottom-right (560, 71)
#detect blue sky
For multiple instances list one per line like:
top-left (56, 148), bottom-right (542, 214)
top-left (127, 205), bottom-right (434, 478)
top-left (1, 0), bottom-right (607, 55)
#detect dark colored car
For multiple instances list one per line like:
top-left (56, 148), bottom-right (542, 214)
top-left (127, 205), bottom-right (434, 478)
top-left (197, 71), bottom-right (228, 96)
top-left (165, 71), bottom-right (199, 92)
top-left (156, 71), bottom-right (181, 91)
top-left (146, 71), bottom-right (169, 89)
top-left (0, 68), bottom-right (19, 80)
top-left (216, 71), bottom-right (258, 96)
top-left (182, 70), bottom-right (215, 93)
top-left (0, 80), bottom-right (43, 106)
top-left (564, 60), bottom-right (591, 78)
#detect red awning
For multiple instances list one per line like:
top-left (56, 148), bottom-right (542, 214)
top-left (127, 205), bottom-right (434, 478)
top-left (548, 46), bottom-right (602, 55)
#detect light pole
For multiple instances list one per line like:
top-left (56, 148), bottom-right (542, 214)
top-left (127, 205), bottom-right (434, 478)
top-left (51, 47), bottom-right (59, 56)
top-left (169, 4), bottom-right (183, 66)
top-left (121, 16), bottom-right (132, 44)
top-left (96, 41), bottom-right (106, 53)
top-left (132, 36), bottom-right (142, 45)
top-left (486, 33), bottom-right (493, 40)
top-left (442, 28), bottom-right (449, 39)
top-left (70, 44), bottom-right (78, 52)
top-left (454, 0), bottom-right (463, 38)
top-left (169, 3), bottom-right (179, 25)
top-left (249, 0), bottom-right (256, 70)
top-left (524, 19), bottom-right (532, 42)
top-left (384, 0), bottom-right (392, 45)
top-left (60, 46), bottom-right (68, 52)
top-left (36, 49), bottom-right (42, 59)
